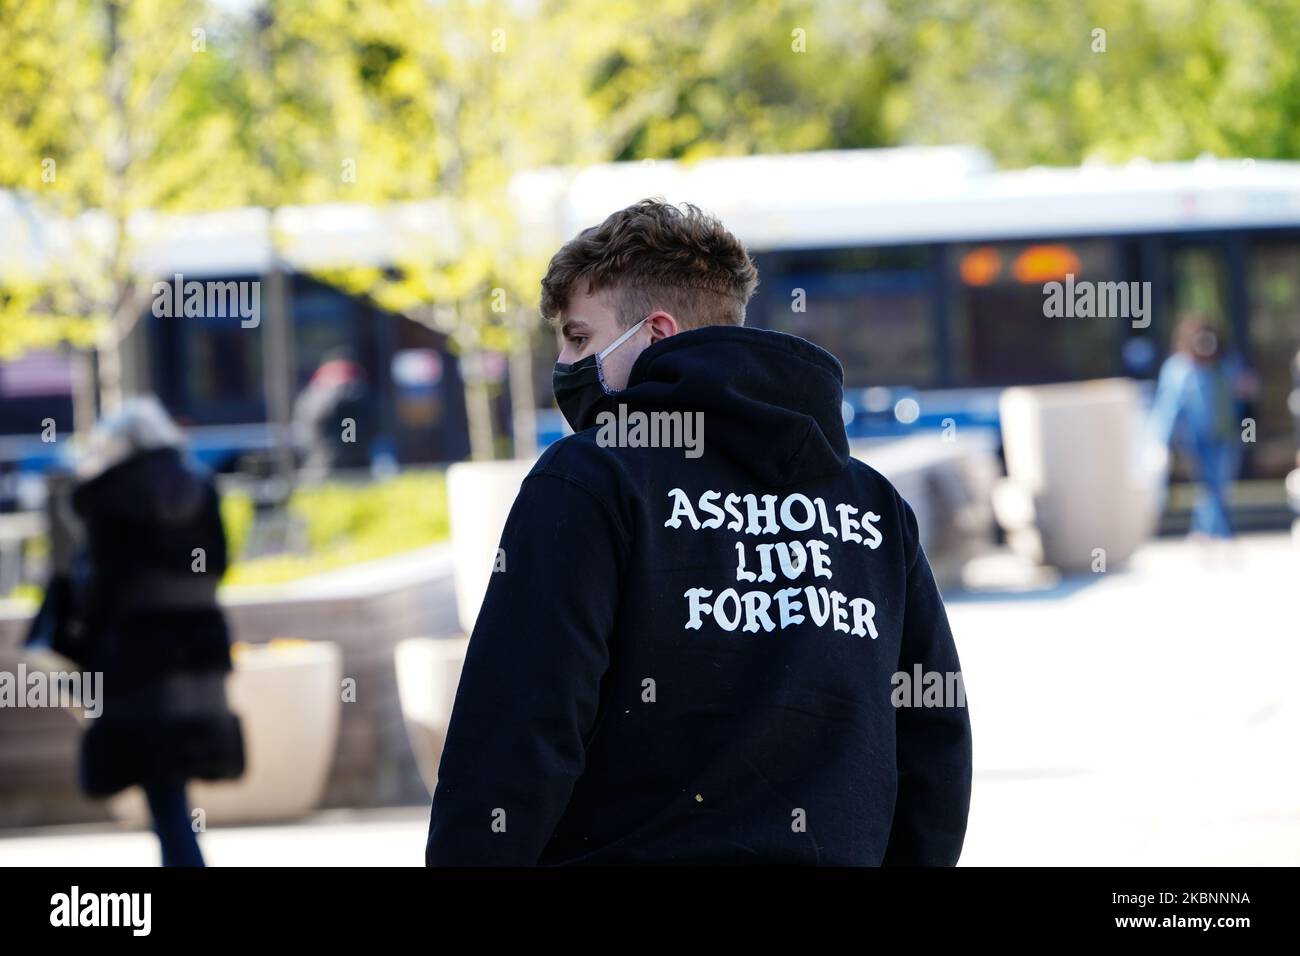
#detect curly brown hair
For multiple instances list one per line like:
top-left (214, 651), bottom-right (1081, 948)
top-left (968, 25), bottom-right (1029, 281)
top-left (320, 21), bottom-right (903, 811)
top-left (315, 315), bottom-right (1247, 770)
top-left (539, 198), bottom-right (759, 330)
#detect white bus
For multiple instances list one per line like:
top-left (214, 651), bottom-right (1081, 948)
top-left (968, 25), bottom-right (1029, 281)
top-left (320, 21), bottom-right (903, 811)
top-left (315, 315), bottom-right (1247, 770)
top-left (4, 147), bottom-right (1299, 519)
top-left (519, 147), bottom-right (1300, 502)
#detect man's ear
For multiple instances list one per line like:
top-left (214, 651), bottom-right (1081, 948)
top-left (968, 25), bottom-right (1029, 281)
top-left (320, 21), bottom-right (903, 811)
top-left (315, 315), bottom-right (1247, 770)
top-left (646, 311), bottom-right (678, 341)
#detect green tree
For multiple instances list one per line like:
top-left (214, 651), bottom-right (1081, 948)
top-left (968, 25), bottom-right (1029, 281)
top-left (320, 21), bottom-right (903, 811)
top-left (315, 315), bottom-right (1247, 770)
top-left (887, 0), bottom-right (1300, 166)
top-left (0, 0), bottom-right (257, 429)
top-left (313, 0), bottom-right (612, 460)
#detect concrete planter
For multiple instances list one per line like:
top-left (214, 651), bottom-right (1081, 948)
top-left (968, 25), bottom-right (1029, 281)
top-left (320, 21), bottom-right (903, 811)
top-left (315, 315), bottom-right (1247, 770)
top-left (1287, 468), bottom-right (1300, 546)
top-left (106, 640), bottom-right (342, 826)
top-left (446, 459), bottom-right (535, 635)
top-left (993, 378), bottom-right (1164, 572)
top-left (394, 636), bottom-right (470, 795)
top-left (395, 459), bottom-right (535, 798)
top-left (853, 434), bottom-right (1000, 589)
top-left (1, 545), bottom-right (456, 827)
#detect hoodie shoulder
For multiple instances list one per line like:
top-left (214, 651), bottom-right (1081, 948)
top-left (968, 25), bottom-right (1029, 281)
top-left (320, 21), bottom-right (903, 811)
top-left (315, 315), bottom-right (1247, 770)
top-left (844, 455), bottom-right (897, 496)
top-left (529, 432), bottom-right (635, 522)
top-left (845, 456), bottom-right (923, 570)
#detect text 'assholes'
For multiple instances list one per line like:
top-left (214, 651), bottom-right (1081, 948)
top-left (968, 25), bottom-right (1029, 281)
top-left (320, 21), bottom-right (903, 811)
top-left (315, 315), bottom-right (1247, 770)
top-left (664, 488), bottom-right (886, 638)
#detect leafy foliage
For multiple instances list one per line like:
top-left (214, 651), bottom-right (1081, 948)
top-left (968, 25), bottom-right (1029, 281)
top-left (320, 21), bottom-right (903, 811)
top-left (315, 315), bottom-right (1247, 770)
top-left (5, 0), bottom-right (1300, 382)
top-left (221, 469), bottom-right (450, 587)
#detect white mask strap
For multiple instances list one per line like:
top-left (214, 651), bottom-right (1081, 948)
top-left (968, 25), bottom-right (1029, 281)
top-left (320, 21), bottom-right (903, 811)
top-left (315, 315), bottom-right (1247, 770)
top-left (598, 317), bottom-right (648, 361)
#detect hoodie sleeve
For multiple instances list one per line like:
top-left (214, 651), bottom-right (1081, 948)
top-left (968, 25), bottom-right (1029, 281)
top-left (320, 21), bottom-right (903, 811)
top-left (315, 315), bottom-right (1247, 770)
top-left (881, 497), bottom-right (973, 866)
top-left (426, 469), bottom-right (627, 865)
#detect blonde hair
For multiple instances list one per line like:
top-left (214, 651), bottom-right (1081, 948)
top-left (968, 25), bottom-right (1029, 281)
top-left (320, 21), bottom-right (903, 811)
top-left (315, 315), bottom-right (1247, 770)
top-left (79, 395), bottom-right (185, 479)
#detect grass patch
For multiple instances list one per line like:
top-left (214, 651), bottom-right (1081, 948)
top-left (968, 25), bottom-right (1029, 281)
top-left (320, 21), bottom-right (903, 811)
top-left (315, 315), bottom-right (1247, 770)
top-left (221, 469), bottom-right (450, 588)
top-left (2, 470), bottom-right (452, 603)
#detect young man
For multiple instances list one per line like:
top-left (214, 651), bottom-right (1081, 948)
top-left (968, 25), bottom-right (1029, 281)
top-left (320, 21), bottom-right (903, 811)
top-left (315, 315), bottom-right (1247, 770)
top-left (425, 199), bottom-right (972, 865)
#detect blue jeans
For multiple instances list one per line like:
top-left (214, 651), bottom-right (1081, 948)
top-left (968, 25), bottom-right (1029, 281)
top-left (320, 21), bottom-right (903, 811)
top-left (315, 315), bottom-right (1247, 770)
top-left (143, 781), bottom-right (205, 867)
top-left (1189, 437), bottom-right (1237, 539)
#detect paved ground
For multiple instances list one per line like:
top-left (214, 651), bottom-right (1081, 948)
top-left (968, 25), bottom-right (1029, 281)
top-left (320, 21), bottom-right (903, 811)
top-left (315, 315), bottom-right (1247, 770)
top-left (954, 533), bottom-right (1300, 865)
top-left (2, 532), bottom-right (1297, 866)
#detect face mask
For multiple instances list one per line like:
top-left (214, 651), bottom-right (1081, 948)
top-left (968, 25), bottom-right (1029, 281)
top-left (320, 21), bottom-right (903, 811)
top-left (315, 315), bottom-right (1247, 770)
top-left (552, 317), bottom-right (648, 432)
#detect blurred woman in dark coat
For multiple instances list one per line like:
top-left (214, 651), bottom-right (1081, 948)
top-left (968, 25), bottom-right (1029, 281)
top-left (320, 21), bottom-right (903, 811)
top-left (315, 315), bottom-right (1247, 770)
top-left (43, 396), bottom-right (245, 866)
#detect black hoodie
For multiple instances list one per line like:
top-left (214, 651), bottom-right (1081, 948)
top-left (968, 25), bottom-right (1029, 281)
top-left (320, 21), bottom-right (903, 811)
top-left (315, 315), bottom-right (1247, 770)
top-left (425, 325), bottom-right (972, 866)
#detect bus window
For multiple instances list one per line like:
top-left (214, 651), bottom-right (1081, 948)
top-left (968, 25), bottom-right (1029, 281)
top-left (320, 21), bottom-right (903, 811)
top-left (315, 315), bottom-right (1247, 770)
top-left (1169, 244), bottom-right (1231, 337)
top-left (1247, 238), bottom-right (1300, 478)
top-left (295, 285), bottom-right (362, 388)
top-left (184, 321), bottom-right (265, 423)
top-left (949, 239), bottom-right (1121, 387)
top-left (748, 246), bottom-right (937, 389)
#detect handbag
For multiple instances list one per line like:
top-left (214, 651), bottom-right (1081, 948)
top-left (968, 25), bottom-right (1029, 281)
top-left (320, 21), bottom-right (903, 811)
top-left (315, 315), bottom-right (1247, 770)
top-left (24, 571), bottom-right (91, 669)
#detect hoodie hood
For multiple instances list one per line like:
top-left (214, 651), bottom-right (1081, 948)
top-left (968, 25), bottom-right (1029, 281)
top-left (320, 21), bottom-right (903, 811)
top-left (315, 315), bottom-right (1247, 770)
top-left (616, 325), bottom-right (850, 486)
top-left (73, 445), bottom-right (208, 527)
